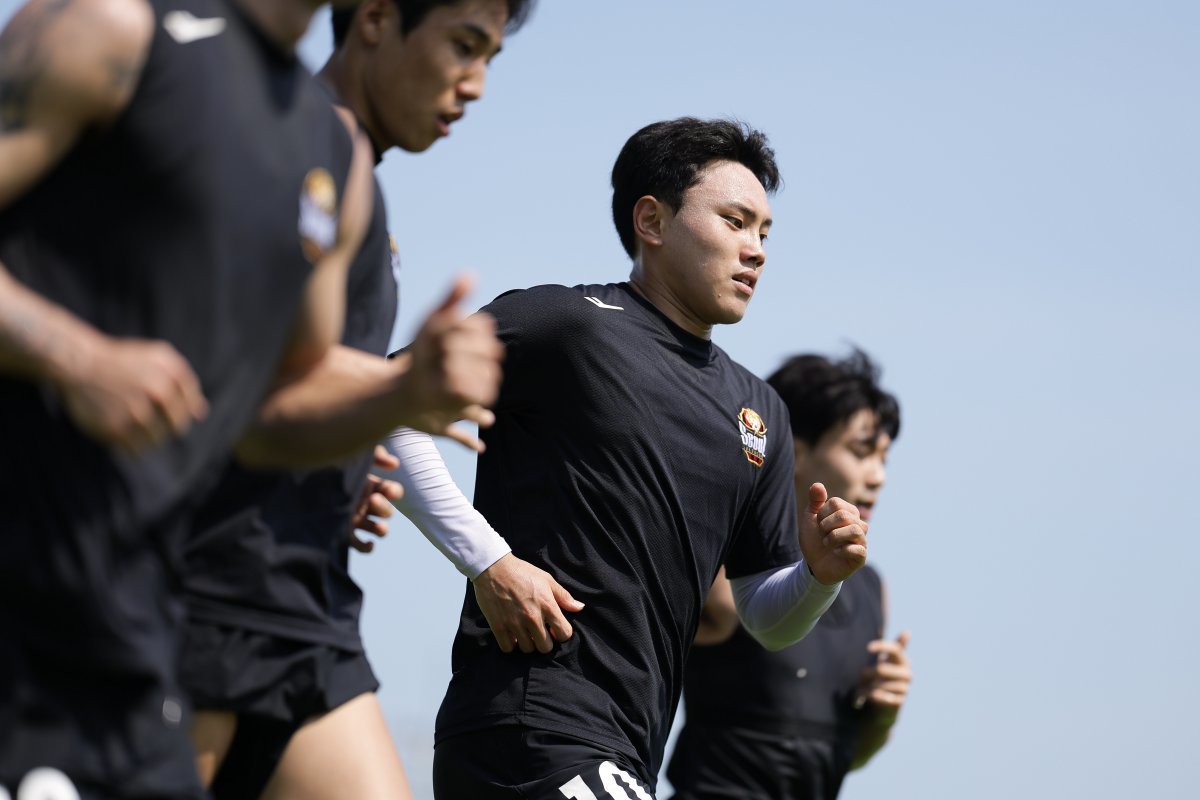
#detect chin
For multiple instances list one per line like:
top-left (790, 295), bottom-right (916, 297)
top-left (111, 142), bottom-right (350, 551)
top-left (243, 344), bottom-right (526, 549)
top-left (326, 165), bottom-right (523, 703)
top-left (714, 305), bottom-right (749, 326)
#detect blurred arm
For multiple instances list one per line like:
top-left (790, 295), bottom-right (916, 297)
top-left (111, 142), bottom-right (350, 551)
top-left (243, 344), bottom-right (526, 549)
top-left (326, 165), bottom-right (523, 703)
top-left (693, 567), bottom-right (739, 645)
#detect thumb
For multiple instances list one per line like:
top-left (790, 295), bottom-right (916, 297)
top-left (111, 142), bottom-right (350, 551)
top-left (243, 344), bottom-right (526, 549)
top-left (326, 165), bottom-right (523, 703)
top-left (372, 444), bottom-right (399, 471)
top-left (432, 273), bottom-right (475, 316)
top-left (807, 482), bottom-right (828, 515)
top-left (552, 580), bottom-right (585, 612)
top-left (897, 630), bottom-right (912, 649)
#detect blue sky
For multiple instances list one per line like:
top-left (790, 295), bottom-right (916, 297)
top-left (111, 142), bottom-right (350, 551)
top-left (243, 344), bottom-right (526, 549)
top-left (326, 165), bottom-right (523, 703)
top-left (3, 1), bottom-right (1196, 797)
top-left (333, 3), bottom-right (1199, 797)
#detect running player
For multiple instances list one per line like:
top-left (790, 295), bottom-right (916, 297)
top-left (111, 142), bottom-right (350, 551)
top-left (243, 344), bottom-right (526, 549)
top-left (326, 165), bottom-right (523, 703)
top-left (0, 0), bottom-right (371, 795)
top-left (426, 118), bottom-right (871, 799)
top-left (180, 2), bottom-right (536, 798)
top-left (0, 0), bottom-right (496, 796)
top-left (667, 350), bottom-right (912, 800)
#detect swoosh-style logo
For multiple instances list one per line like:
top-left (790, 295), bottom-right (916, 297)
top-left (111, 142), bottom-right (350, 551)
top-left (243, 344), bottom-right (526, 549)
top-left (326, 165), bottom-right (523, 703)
top-left (585, 296), bottom-right (623, 311)
top-left (163, 10), bottom-right (226, 44)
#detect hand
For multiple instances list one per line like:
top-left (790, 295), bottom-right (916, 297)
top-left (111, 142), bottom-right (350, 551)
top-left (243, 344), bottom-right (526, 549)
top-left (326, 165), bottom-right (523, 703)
top-left (58, 335), bottom-right (208, 454)
top-left (798, 483), bottom-right (868, 585)
top-left (472, 553), bottom-right (585, 654)
top-left (348, 446), bottom-right (404, 553)
top-left (398, 276), bottom-right (503, 452)
top-left (855, 630), bottom-right (912, 718)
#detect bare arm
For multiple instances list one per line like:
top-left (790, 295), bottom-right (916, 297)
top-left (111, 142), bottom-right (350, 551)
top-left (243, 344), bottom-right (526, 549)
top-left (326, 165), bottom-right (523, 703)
top-left (0, 0), bottom-right (207, 451)
top-left (693, 567), bottom-right (739, 646)
top-left (237, 279), bottom-right (504, 467)
top-left (0, 0), bottom-right (150, 207)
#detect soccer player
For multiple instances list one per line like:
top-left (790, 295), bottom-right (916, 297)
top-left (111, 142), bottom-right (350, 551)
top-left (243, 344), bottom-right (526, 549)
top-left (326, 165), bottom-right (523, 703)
top-left (0, 0), bottom-right (496, 796)
top-left (180, 1), bottom-right (536, 798)
top-left (425, 118), bottom-right (871, 799)
top-left (667, 350), bottom-right (912, 800)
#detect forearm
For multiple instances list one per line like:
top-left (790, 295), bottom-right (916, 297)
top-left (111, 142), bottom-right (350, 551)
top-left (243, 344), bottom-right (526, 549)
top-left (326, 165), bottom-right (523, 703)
top-left (237, 345), bottom-right (417, 467)
top-left (381, 426), bottom-right (510, 578)
top-left (730, 562), bottom-right (841, 651)
top-left (0, 265), bottom-right (99, 385)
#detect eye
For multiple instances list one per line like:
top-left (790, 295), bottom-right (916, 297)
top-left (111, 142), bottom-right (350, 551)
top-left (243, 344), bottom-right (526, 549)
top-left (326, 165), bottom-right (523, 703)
top-left (454, 39), bottom-right (475, 57)
top-left (723, 215), bottom-right (744, 229)
top-left (759, 233), bottom-right (769, 244)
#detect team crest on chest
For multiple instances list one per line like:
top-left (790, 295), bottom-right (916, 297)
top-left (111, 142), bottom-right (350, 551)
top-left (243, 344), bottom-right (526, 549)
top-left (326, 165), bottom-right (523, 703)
top-left (737, 407), bottom-right (768, 467)
top-left (298, 168), bottom-right (338, 263)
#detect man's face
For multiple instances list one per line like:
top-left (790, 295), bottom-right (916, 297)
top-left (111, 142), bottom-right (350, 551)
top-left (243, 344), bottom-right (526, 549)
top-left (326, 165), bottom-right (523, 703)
top-left (365, 0), bottom-right (507, 152)
top-left (794, 408), bottom-right (892, 523)
top-left (653, 160), bottom-right (771, 329)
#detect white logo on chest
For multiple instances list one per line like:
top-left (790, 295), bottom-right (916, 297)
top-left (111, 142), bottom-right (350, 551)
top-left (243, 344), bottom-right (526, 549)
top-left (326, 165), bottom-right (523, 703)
top-left (163, 10), bottom-right (227, 44)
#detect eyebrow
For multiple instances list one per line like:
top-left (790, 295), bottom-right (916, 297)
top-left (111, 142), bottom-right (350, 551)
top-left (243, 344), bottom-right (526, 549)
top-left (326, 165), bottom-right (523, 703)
top-left (461, 23), bottom-right (503, 57)
top-left (728, 201), bottom-right (772, 229)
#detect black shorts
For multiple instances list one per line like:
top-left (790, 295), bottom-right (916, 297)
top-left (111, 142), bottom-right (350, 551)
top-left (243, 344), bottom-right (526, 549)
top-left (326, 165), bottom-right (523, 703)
top-left (433, 726), bottom-right (656, 800)
top-left (664, 721), bottom-right (850, 800)
top-left (180, 622), bottom-right (379, 799)
top-left (0, 648), bottom-right (203, 800)
top-left (0, 516), bottom-right (203, 800)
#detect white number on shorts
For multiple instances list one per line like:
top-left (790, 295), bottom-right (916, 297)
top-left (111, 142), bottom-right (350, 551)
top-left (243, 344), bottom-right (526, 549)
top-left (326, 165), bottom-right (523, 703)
top-left (558, 774), bottom-right (599, 800)
top-left (14, 769), bottom-right (81, 800)
top-left (558, 761), bottom-right (653, 800)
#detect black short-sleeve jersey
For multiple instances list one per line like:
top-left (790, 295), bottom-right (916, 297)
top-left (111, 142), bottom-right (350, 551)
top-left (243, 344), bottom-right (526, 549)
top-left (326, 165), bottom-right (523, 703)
top-left (673, 565), bottom-right (885, 790)
top-left (181, 176), bottom-right (397, 652)
top-left (435, 282), bottom-right (803, 779)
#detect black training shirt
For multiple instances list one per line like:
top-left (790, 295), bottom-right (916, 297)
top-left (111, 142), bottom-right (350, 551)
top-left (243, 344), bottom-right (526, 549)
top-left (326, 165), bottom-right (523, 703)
top-left (182, 176), bottom-right (397, 652)
top-left (435, 282), bottom-right (803, 780)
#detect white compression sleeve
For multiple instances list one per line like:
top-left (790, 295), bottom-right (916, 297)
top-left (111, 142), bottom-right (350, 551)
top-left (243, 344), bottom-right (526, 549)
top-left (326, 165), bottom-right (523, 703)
top-left (730, 563), bottom-right (842, 651)
top-left (379, 427), bottom-right (511, 580)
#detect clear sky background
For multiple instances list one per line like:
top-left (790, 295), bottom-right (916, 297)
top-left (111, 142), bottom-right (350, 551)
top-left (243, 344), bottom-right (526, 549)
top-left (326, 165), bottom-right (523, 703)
top-left (3, 0), bottom-right (1197, 797)
top-left (326, 3), bottom-right (1200, 797)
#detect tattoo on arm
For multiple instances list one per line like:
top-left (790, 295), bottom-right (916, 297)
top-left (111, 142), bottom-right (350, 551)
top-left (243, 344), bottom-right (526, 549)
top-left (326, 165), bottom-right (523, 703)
top-left (107, 57), bottom-right (140, 95)
top-left (0, 0), bottom-right (152, 134)
top-left (0, 0), bottom-right (78, 131)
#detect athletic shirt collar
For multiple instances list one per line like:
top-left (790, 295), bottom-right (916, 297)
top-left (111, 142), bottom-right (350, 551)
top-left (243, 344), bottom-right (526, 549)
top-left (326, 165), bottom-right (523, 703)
top-left (617, 282), bottom-right (717, 367)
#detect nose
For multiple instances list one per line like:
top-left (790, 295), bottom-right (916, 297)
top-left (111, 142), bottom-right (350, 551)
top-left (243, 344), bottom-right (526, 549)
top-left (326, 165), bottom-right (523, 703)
top-left (457, 62), bottom-right (487, 102)
top-left (744, 236), bottom-right (765, 269)
top-left (865, 458), bottom-right (886, 491)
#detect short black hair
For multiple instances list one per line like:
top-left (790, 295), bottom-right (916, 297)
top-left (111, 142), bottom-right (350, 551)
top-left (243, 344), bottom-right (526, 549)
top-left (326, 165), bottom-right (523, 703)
top-left (767, 348), bottom-right (901, 446)
top-left (332, 0), bottom-right (536, 47)
top-left (609, 117), bottom-right (781, 259)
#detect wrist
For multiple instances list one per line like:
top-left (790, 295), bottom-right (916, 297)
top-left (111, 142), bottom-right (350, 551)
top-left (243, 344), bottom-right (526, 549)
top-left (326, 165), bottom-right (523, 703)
top-left (45, 322), bottom-right (106, 391)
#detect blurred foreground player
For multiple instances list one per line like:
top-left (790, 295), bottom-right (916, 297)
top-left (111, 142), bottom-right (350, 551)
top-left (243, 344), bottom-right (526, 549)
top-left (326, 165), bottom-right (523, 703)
top-left (181, 1), bottom-right (535, 798)
top-left (428, 118), bottom-right (871, 799)
top-left (668, 350), bottom-right (911, 800)
top-left (0, 0), bottom-right (376, 795)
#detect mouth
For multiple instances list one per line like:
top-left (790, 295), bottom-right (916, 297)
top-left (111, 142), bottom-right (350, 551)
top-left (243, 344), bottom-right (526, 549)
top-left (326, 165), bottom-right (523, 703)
top-left (437, 111), bottom-right (465, 137)
top-left (732, 272), bottom-right (757, 297)
top-left (856, 502), bottom-right (875, 522)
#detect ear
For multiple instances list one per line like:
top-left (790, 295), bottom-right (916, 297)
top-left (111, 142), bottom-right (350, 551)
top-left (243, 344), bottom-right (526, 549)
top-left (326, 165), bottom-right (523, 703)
top-left (358, 0), bottom-right (395, 46)
top-left (632, 195), bottom-right (669, 252)
top-left (792, 437), bottom-right (813, 476)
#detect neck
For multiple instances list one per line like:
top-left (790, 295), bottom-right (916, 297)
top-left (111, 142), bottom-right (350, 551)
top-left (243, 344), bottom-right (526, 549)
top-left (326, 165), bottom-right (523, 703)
top-left (231, 0), bottom-right (320, 52)
top-left (628, 262), bottom-right (713, 340)
top-left (318, 52), bottom-right (383, 158)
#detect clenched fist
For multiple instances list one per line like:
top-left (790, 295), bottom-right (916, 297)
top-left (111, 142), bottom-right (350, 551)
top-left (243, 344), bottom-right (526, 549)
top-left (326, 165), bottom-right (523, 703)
top-left (396, 275), bottom-right (503, 451)
top-left (798, 482), bottom-right (868, 586)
